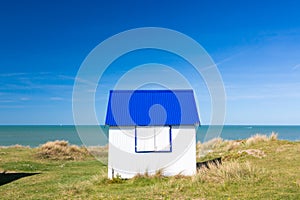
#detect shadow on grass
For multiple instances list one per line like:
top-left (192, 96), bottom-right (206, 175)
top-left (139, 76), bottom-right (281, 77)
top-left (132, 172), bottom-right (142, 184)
top-left (0, 172), bottom-right (40, 186)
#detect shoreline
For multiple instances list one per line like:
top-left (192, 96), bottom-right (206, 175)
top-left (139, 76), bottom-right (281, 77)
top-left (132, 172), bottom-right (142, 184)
top-left (1, 136), bottom-right (299, 149)
top-left (1, 125), bottom-right (300, 147)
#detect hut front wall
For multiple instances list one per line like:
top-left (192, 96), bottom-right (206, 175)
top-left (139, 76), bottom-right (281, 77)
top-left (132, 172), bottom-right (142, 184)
top-left (108, 126), bottom-right (196, 179)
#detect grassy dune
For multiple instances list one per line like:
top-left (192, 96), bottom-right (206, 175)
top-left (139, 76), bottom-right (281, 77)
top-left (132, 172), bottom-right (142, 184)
top-left (1, 135), bottom-right (300, 199)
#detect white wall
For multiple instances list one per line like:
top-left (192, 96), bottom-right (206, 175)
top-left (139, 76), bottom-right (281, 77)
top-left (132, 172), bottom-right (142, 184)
top-left (108, 126), bottom-right (196, 179)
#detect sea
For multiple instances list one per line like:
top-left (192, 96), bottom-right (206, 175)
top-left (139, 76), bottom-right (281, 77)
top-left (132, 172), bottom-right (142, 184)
top-left (0, 125), bottom-right (299, 147)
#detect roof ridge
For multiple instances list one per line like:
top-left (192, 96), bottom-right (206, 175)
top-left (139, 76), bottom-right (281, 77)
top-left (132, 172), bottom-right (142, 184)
top-left (110, 89), bottom-right (194, 93)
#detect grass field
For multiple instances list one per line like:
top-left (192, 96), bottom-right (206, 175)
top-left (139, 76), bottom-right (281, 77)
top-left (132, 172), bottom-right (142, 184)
top-left (1, 135), bottom-right (300, 199)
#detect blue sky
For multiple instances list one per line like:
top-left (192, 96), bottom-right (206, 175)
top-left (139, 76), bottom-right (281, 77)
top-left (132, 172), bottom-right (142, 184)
top-left (1, 0), bottom-right (300, 125)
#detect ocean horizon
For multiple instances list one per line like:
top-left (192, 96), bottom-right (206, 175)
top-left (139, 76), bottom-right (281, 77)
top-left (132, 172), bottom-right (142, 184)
top-left (0, 125), bottom-right (299, 147)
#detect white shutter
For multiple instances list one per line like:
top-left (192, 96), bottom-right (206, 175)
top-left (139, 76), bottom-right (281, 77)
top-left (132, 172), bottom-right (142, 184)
top-left (136, 127), bottom-right (155, 152)
top-left (154, 127), bottom-right (170, 151)
top-left (136, 126), bottom-right (171, 152)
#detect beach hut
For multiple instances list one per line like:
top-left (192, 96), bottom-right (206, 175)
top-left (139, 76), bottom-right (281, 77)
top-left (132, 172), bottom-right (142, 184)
top-left (105, 90), bottom-right (200, 179)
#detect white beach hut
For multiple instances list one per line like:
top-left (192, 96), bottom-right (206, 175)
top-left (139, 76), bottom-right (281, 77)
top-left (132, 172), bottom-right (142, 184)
top-left (105, 90), bottom-right (200, 179)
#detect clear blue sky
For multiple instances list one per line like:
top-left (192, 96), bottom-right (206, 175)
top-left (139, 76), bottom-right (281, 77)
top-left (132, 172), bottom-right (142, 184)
top-left (1, 0), bottom-right (300, 125)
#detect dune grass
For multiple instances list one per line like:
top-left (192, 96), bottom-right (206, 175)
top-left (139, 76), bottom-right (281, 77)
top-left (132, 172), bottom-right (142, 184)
top-left (0, 134), bottom-right (300, 199)
top-left (36, 140), bottom-right (89, 160)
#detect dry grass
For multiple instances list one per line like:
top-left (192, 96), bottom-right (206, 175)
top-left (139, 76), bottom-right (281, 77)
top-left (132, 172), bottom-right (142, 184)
top-left (197, 133), bottom-right (278, 161)
top-left (197, 137), bottom-right (224, 158)
top-left (129, 161), bottom-right (262, 187)
top-left (224, 140), bottom-right (243, 151)
top-left (87, 145), bottom-right (108, 163)
top-left (36, 140), bottom-right (89, 160)
top-left (197, 133), bottom-right (278, 154)
top-left (245, 134), bottom-right (269, 146)
top-left (0, 144), bottom-right (30, 149)
top-left (246, 132), bottom-right (278, 146)
top-left (202, 137), bottom-right (224, 149)
top-left (132, 168), bottom-right (165, 179)
top-left (296, 179), bottom-right (300, 187)
top-left (194, 161), bottom-right (262, 184)
top-left (269, 131), bottom-right (278, 141)
top-left (238, 149), bottom-right (266, 158)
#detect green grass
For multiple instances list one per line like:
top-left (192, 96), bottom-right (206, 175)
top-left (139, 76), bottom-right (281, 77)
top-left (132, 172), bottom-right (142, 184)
top-left (1, 136), bottom-right (300, 199)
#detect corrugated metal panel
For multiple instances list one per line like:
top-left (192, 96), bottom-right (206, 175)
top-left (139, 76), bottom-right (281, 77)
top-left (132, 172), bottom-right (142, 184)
top-left (105, 90), bottom-right (200, 126)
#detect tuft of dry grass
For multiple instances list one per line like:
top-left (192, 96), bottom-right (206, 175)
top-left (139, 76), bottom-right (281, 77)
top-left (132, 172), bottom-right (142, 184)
top-left (245, 134), bottom-right (269, 146)
top-left (36, 140), bottom-right (89, 160)
top-left (194, 161), bottom-right (262, 184)
top-left (197, 137), bottom-right (224, 158)
top-left (225, 140), bottom-right (243, 151)
top-left (154, 168), bottom-right (165, 178)
top-left (269, 131), bottom-right (278, 141)
top-left (246, 132), bottom-right (278, 146)
top-left (132, 168), bottom-right (165, 180)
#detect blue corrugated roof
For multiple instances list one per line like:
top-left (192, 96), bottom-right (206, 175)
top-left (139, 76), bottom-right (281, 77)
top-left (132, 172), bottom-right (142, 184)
top-left (105, 90), bottom-right (200, 126)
